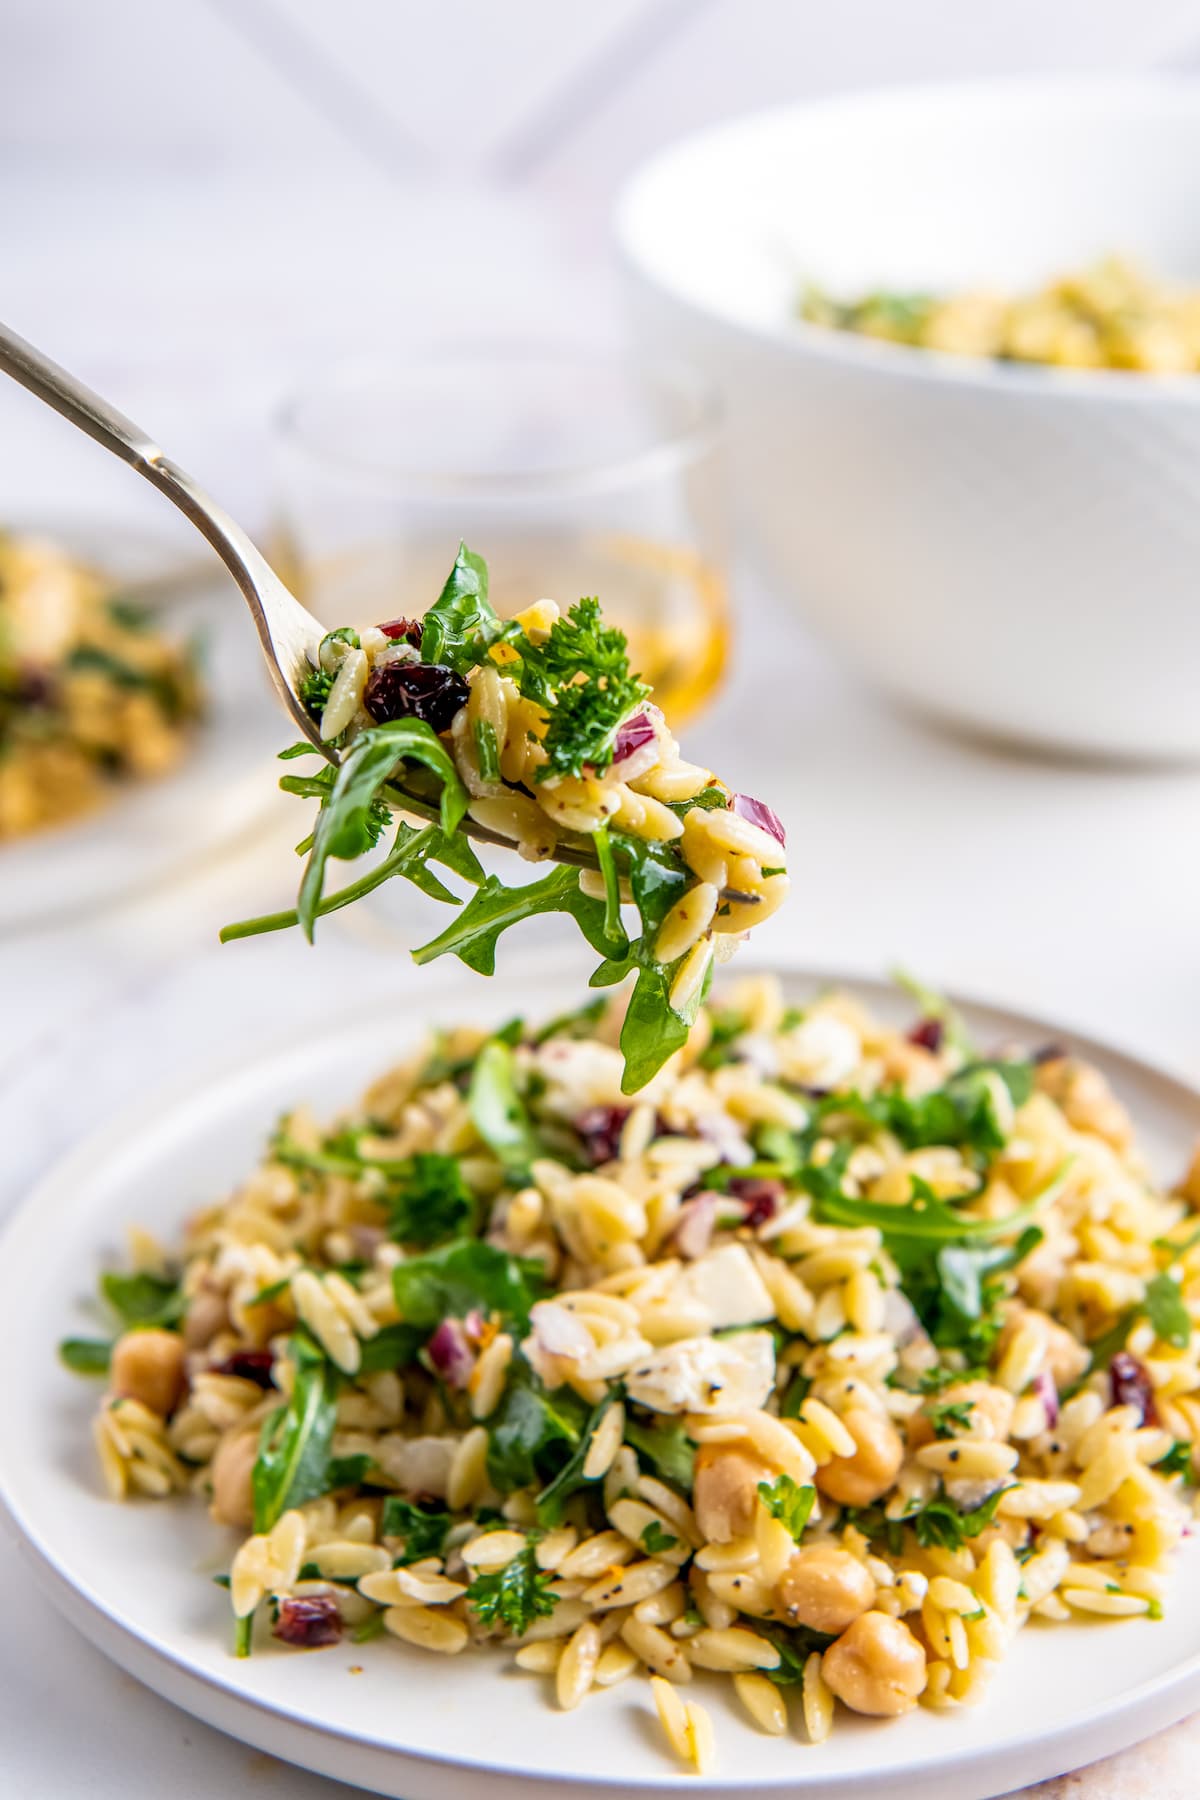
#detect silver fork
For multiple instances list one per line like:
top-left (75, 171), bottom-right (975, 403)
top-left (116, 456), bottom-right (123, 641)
top-left (0, 320), bottom-right (610, 874)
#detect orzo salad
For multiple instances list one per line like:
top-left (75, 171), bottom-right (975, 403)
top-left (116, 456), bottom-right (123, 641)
top-left (62, 977), bottom-right (1200, 1770)
top-left (0, 531), bottom-right (202, 838)
top-left (222, 544), bottom-right (787, 1093)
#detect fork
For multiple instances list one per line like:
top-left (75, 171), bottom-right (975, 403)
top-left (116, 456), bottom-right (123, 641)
top-left (0, 320), bottom-right (616, 875)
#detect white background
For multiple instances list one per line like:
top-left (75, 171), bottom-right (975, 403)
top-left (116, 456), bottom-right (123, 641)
top-left (6, 4), bottom-right (1200, 1795)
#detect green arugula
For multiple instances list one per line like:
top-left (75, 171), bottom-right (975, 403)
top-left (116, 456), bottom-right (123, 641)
top-left (848, 1483), bottom-right (1009, 1553)
top-left (380, 1497), bottom-right (454, 1562)
top-left (757, 1475), bottom-right (816, 1542)
top-left (623, 1416), bottom-right (697, 1489)
top-left (99, 1270), bottom-right (184, 1331)
top-left (391, 1240), bottom-right (548, 1336)
top-left (467, 1541), bottom-right (558, 1636)
top-left (252, 1335), bottom-right (340, 1532)
top-left (413, 864), bottom-right (616, 976)
top-left (534, 1390), bottom-right (620, 1526)
top-left (1088, 1271), bottom-right (1191, 1370)
top-left (817, 1061), bottom-right (1034, 1159)
top-left (469, 1039), bottom-right (541, 1183)
top-left (386, 1153), bottom-right (475, 1245)
top-left (486, 1358), bottom-right (590, 1493)
top-left (58, 1337), bottom-right (113, 1376)
top-left (419, 543), bottom-right (502, 673)
top-left (1155, 1440), bottom-right (1194, 1479)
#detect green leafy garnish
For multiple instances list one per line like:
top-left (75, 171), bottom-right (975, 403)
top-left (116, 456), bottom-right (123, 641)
top-left (100, 1270), bottom-right (184, 1331)
top-left (534, 1390), bottom-right (618, 1525)
top-left (297, 722), bottom-right (468, 941)
top-left (757, 1475), bottom-right (816, 1542)
top-left (486, 1358), bottom-right (589, 1492)
top-left (386, 1153), bottom-right (475, 1245)
top-left (392, 1240), bottom-right (549, 1336)
top-left (419, 543), bottom-right (501, 673)
top-left (467, 1541), bottom-right (557, 1637)
top-left (251, 1335), bottom-right (339, 1532)
top-left (926, 1399), bottom-right (977, 1438)
top-left (514, 597), bottom-right (649, 781)
top-left (58, 1337), bottom-right (113, 1375)
top-left (624, 1416), bottom-right (696, 1489)
top-left (641, 1521), bottom-right (679, 1555)
top-left (380, 1497), bottom-right (453, 1563)
top-left (474, 717), bottom-right (500, 782)
top-left (413, 864), bottom-right (615, 978)
top-left (1145, 1273), bottom-right (1191, 1349)
top-left (1155, 1440), bottom-right (1193, 1479)
top-left (469, 1039), bottom-right (541, 1183)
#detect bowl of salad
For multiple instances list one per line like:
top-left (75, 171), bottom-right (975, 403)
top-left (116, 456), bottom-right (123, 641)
top-left (616, 76), bottom-right (1200, 760)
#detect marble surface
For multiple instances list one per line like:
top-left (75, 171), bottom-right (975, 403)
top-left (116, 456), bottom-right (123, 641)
top-left (5, 570), bottom-right (1200, 1797)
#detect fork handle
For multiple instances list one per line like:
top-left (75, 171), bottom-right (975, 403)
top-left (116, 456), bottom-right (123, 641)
top-left (0, 319), bottom-right (324, 745)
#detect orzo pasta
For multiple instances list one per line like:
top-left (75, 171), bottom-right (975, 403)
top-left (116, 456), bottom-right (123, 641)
top-left (62, 978), bottom-right (1199, 1766)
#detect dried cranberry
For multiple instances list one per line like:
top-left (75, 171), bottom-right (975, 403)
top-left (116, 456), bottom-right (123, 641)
top-left (273, 1594), bottom-right (343, 1648)
top-left (908, 1017), bottom-right (944, 1053)
top-left (729, 1176), bottom-right (786, 1228)
top-left (576, 1105), bottom-right (630, 1166)
top-left (214, 1349), bottom-right (276, 1389)
top-left (16, 668), bottom-right (53, 707)
top-left (376, 617), bottom-right (424, 646)
top-left (363, 661), bottom-right (468, 732)
top-left (1109, 1351), bottom-right (1158, 1425)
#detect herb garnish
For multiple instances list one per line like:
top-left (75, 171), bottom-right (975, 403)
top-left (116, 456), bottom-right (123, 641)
top-left (467, 1541), bottom-right (557, 1637)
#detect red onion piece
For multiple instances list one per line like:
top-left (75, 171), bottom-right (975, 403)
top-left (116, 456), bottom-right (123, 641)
top-left (672, 1192), bottom-right (721, 1260)
top-left (463, 1308), bottom-right (487, 1344)
top-left (732, 792), bottom-right (786, 848)
top-left (1032, 1369), bottom-right (1059, 1428)
top-left (274, 1594), bottom-right (344, 1648)
top-left (1109, 1351), bottom-right (1158, 1425)
top-left (613, 711), bottom-right (657, 761)
top-left (427, 1319), bottom-right (477, 1389)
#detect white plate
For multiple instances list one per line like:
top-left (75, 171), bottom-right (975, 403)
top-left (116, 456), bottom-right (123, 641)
top-left (0, 523), bottom-right (282, 930)
top-left (3, 967), bottom-right (1200, 1800)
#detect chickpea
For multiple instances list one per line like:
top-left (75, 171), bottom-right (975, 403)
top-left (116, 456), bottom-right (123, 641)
top-left (777, 1542), bottom-right (875, 1635)
top-left (821, 1611), bottom-right (927, 1717)
top-left (814, 1406), bottom-right (903, 1508)
top-left (210, 1431), bottom-right (258, 1529)
top-left (693, 1443), bottom-right (775, 1543)
top-left (110, 1328), bottom-right (186, 1418)
top-left (183, 1284), bottom-right (229, 1350)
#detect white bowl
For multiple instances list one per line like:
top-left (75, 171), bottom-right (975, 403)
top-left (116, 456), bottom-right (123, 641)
top-left (617, 76), bottom-right (1200, 760)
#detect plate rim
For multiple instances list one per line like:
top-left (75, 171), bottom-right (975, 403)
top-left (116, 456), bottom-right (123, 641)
top-left (4, 959), bottom-right (1200, 1799)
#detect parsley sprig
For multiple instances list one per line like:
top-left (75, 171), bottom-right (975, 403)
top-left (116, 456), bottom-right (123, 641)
top-left (467, 1541), bottom-right (557, 1636)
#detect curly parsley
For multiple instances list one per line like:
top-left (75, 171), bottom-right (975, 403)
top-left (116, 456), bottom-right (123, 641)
top-left (467, 1541), bottom-right (557, 1636)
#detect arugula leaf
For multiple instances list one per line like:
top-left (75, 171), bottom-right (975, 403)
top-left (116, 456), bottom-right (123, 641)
top-left (513, 598), bottom-right (649, 780)
top-left (534, 1390), bottom-right (618, 1525)
top-left (355, 1321), bottom-right (426, 1372)
top-left (757, 1475), bottom-right (816, 1542)
top-left (297, 723), bottom-right (468, 941)
top-left (486, 1359), bottom-right (590, 1492)
top-left (591, 824), bottom-right (625, 949)
top-left (59, 1337), bottom-right (112, 1375)
top-left (386, 1153), bottom-right (475, 1245)
top-left (469, 1039), bottom-right (540, 1183)
top-left (326, 1453), bottom-right (372, 1489)
top-left (100, 1270), bottom-right (183, 1331)
top-left (222, 820), bottom-right (479, 944)
top-left (818, 1061), bottom-right (1034, 1158)
top-left (618, 963), bottom-right (692, 1095)
top-left (1155, 1440), bottom-right (1193, 1478)
top-left (252, 1336), bottom-right (340, 1532)
top-left (814, 1171), bottom-right (1054, 1247)
top-left (392, 1240), bottom-right (548, 1336)
top-left (380, 1497), bottom-right (453, 1563)
top-left (474, 717), bottom-right (501, 782)
top-left (414, 865), bottom-right (615, 978)
top-left (624, 1416), bottom-right (696, 1489)
top-left (467, 1541), bottom-right (557, 1636)
top-left (420, 543), bottom-right (501, 673)
top-left (1146, 1273), bottom-right (1191, 1349)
